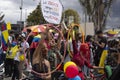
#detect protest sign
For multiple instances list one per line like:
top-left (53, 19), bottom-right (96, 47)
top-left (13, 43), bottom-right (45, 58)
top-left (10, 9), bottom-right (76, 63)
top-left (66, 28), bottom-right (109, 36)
top-left (41, 0), bottom-right (63, 24)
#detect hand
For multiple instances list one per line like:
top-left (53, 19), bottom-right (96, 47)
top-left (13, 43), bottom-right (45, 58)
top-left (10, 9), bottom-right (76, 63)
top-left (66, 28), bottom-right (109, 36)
top-left (94, 41), bottom-right (99, 44)
top-left (46, 26), bottom-right (51, 31)
top-left (93, 66), bottom-right (104, 69)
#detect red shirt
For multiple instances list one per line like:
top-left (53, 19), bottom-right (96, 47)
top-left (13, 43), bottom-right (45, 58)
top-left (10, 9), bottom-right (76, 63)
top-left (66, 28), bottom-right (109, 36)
top-left (72, 40), bottom-right (93, 68)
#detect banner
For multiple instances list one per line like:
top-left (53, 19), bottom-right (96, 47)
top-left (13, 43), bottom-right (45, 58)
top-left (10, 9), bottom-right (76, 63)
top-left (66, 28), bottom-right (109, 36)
top-left (41, 0), bottom-right (63, 24)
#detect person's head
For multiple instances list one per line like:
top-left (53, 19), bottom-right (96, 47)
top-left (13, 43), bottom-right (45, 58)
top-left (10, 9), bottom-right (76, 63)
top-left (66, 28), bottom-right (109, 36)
top-left (14, 33), bottom-right (19, 41)
top-left (45, 32), bottom-right (53, 42)
top-left (33, 40), bottom-right (48, 62)
top-left (86, 35), bottom-right (92, 42)
top-left (80, 43), bottom-right (89, 56)
top-left (27, 29), bottom-right (31, 33)
top-left (26, 29), bottom-right (31, 35)
top-left (40, 42), bottom-right (48, 57)
top-left (76, 33), bottom-right (82, 42)
top-left (96, 30), bottom-right (103, 38)
top-left (9, 30), bottom-right (14, 36)
top-left (20, 33), bottom-right (26, 41)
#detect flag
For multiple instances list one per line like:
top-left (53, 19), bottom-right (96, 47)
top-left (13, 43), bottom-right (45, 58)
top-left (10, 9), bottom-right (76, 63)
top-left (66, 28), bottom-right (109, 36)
top-left (99, 47), bottom-right (108, 74)
top-left (30, 34), bottom-right (41, 48)
top-left (1, 24), bottom-right (7, 31)
top-left (2, 30), bottom-right (9, 44)
top-left (6, 22), bottom-right (11, 30)
top-left (1, 31), bottom-right (8, 51)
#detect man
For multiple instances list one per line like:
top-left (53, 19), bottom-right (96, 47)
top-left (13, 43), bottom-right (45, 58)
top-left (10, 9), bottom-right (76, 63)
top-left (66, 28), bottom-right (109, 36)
top-left (26, 29), bottom-right (33, 46)
top-left (8, 31), bottom-right (14, 49)
top-left (94, 30), bottom-right (107, 66)
top-left (109, 54), bottom-right (120, 80)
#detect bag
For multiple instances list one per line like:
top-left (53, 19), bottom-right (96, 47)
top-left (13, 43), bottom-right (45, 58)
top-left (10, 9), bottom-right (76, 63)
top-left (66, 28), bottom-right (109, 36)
top-left (19, 54), bottom-right (25, 61)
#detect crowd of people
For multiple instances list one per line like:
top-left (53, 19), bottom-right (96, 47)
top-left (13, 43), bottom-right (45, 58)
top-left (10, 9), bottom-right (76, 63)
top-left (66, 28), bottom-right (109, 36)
top-left (0, 24), bottom-right (120, 80)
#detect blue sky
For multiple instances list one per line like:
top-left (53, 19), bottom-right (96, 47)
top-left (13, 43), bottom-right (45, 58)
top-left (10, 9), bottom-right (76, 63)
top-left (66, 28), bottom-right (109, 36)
top-left (0, 0), bottom-right (120, 27)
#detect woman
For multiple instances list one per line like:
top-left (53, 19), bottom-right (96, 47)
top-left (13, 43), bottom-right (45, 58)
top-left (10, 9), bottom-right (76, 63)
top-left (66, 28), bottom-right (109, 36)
top-left (32, 39), bottom-right (51, 80)
top-left (71, 31), bottom-right (102, 80)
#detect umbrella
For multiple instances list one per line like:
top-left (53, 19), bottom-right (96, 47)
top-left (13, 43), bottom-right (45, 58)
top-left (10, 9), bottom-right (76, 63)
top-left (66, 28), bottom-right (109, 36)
top-left (32, 25), bottom-right (46, 32)
top-left (23, 25), bottom-right (46, 32)
top-left (107, 30), bottom-right (119, 37)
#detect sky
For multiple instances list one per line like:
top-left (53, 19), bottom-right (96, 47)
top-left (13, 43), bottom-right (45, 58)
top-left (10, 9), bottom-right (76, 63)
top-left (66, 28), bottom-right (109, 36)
top-left (0, 0), bottom-right (120, 27)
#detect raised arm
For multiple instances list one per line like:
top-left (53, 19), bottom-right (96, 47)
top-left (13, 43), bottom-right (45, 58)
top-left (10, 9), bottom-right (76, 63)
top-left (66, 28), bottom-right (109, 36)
top-left (72, 30), bottom-right (78, 54)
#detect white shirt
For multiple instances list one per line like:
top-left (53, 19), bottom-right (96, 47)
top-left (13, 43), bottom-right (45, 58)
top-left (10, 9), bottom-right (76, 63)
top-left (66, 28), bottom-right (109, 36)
top-left (21, 41), bottom-right (29, 49)
top-left (21, 41), bottom-right (29, 57)
top-left (8, 36), bottom-right (13, 44)
top-left (14, 52), bottom-right (20, 61)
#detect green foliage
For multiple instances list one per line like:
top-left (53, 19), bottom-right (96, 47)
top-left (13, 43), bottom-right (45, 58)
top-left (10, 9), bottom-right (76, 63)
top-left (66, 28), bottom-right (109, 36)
top-left (63, 9), bottom-right (80, 25)
top-left (26, 4), bottom-right (47, 26)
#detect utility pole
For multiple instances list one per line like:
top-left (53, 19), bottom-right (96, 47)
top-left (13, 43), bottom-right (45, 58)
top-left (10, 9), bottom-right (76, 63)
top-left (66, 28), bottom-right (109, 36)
top-left (20, 0), bottom-right (23, 21)
top-left (20, 0), bottom-right (23, 31)
top-left (25, 9), bottom-right (27, 27)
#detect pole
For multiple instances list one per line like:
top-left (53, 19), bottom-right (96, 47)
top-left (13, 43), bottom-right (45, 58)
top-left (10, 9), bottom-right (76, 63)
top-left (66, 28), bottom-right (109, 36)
top-left (25, 9), bottom-right (27, 27)
top-left (20, 0), bottom-right (23, 21)
top-left (84, 5), bottom-right (87, 37)
top-left (20, 0), bottom-right (23, 31)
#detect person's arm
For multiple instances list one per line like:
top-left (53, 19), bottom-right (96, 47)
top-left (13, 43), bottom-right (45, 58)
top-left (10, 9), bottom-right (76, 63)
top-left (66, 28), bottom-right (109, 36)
top-left (85, 59), bottom-right (104, 69)
top-left (95, 38), bottom-right (107, 48)
top-left (95, 41), bottom-right (105, 48)
top-left (118, 53), bottom-right (120, 64)
top-left (69, 40), bottom-right (74, 55)
top-left (56, 32), bottom-right (62, 50)
top-left (84, 59), bottom-right (94, 69)
top-left (71, 30), bottom-right (78, 54)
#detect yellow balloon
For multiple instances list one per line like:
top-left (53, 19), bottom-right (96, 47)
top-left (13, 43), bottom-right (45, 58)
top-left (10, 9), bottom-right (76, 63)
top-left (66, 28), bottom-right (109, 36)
top-left (64, 61), bottom-right (77, 72)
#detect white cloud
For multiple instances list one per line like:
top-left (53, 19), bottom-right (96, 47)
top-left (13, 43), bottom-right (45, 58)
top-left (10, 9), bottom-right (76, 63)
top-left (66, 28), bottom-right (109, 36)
top-left (0, 0), bottom-right (120, 27)
top-left (0, 0), bottom-right (83, 23)
top-left (0, 0), bottom-right (38, 23)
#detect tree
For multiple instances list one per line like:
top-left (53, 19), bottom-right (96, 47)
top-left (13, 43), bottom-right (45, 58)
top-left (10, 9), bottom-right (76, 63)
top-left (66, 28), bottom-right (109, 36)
top-left (63, 9), bottom-right (80, 26)
top-left (26, 4), bottom-right (47, 26)
top-left (79, 0), bottom-right (114, 31)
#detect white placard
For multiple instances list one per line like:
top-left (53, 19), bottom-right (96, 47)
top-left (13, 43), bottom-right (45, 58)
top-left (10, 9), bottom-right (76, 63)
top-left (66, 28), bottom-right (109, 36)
top-left (41, 0), bottom-right (63, 24)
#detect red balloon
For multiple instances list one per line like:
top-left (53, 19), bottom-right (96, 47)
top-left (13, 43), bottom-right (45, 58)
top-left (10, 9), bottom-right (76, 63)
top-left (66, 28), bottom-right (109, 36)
top-left (65, 65), bottom-right (79, 78)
